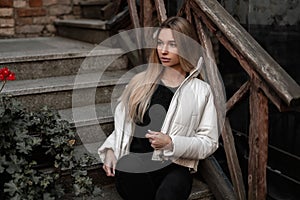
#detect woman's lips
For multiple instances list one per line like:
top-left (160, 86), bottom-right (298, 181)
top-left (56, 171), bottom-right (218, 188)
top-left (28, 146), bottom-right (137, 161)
top-left (160, 57), bottom-right (170, 62)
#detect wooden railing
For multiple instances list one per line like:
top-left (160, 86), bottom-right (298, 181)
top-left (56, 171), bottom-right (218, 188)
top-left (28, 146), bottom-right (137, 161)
top-left (124, 0), bottom-right (300, 200)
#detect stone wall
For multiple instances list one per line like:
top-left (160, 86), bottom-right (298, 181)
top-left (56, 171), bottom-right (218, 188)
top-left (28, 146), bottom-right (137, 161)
top-left (0, 0), bottom-right (81, 38)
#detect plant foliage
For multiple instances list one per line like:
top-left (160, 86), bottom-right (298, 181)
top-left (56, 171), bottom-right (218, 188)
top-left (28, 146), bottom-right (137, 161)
top-left (0, 94), bottom-right (101, 199)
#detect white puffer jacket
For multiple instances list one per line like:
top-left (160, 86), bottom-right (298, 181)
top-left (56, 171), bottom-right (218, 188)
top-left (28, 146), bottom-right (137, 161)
top-left (98, 65), bottom-right (219, 172)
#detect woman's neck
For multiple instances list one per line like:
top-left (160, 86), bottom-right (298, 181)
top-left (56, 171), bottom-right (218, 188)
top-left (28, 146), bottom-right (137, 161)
top-left (161, 67), bottom-right (186, 88)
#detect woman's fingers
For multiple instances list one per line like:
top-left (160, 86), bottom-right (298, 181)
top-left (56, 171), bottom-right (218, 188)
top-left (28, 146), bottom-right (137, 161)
top-left (103, 149), bottom-right (117, 177)
top-left (146, 131), bottom-right (172, 150)
top-left (103, 164), bottom-right (115, 177)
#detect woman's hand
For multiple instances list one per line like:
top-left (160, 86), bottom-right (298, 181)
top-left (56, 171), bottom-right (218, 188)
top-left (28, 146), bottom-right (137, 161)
top-left (145, 130), bottom-right (173, 150)
top-left (103, 149), bottom-right (117, 177)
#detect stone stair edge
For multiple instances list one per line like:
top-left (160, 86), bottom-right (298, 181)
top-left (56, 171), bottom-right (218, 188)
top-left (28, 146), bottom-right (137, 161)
top-left (2, 70), bottom-right (133, 96)
top-left (59, 102), bottom-right (115, 127)
top-left (54, 19), bottom-right (108, 30)
top-left (0, 36), bottom-right (125, 64)
top-left (79, 0), bottom-right (111, 6)
top-left (0, 47), bottom-right (125, 64)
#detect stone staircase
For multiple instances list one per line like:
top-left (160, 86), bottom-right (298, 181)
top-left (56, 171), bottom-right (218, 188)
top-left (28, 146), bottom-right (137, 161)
top-left (54, 0), bottom-right (130, 44)
top-left (0, 1), bottom-right (215, 199)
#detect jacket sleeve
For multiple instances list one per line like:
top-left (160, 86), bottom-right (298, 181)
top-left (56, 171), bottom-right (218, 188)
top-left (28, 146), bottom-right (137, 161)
top-left (164, 84), bottom-right (219, 160)
top-left (98, 102), bottom-right (125, 163)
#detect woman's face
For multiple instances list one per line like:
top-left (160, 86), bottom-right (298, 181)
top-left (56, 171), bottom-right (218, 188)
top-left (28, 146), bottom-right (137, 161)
top-left (157, 28), bottom-right (180, 70)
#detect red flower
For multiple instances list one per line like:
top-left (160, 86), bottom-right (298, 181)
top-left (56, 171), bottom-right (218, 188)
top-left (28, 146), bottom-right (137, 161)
top-left (6, 72), bottom-right (16, 81)
top-left (0, 67), bottom-right (16, 92)
top-left (0, 67), bottom-right (16, 81)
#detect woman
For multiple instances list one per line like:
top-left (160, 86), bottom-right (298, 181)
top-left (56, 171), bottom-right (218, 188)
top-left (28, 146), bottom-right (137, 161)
top-left (98, 16), bottom-right (219, 200)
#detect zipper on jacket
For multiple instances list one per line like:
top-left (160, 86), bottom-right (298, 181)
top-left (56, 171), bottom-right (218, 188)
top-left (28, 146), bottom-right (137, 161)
top-left (157, 67), bottom-right (201, 160)
top-left (161, 66), bottom-right (200, 134)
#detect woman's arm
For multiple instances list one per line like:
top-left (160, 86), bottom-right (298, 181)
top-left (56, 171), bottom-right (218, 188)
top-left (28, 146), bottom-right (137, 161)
top-left (98, 102), bottom-right (126, 175)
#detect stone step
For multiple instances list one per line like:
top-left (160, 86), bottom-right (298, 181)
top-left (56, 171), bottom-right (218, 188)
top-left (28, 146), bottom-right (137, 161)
top-left (54, 19), bottom-right (111, 44)
top-left (80, 0), bottom-right (117, 20)
top-left (0, 37), bottom-right (128, 80)
top-left (2, 70), bottom-right (134, 110)
top-left (59, 103), bottom-right (115, 145)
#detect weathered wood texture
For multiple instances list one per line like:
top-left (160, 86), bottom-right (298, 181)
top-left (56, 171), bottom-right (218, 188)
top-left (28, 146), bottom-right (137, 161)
top-left (193, 12), bottom-right (245, 200)
top-left (249, 83), bottom-right (269, 200)
top-left (226, 81), bottom-right (250, 113)
top-left (126, 0), bottom-right (144, 64)
top-left (140, 0), bottom-right (154, 27)
top-left (198, 156), bottom-right (236, 200)
top-left (127, 1), bottom-right (300, 200)
top-left (222, 119), bottom-right (247, 200)
top-left (154, 0), bottom-right (167, 23)
top-left (192, 0), bottom-right (300, 107)
top-left (190, 1), bottom-right (295, 112)
top-left (127, 0), bottom-right (140, 28)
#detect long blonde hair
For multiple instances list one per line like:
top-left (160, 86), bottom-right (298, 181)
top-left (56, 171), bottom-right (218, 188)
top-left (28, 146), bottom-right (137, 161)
top-left (120, 17), bottom-right (200, 123)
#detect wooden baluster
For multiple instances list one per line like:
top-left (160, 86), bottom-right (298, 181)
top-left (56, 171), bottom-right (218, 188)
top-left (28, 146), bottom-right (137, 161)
top-left (154, 0), bottom-right (167, 23)
top-left (226, 81), bottom-right (250, 113)
top-left (142, 0), bottom-right (155, 27)
top-left (177, 0), bottom-right (189, 17)
top-left (193, 11), bottom-right (247, 200)
top-left (249, 83), bottom-right (269, 200)
top-left (127, 0), bottom-right (140, 28)
top-left (127, 0), bottom-right (144, 64)
top-left (142, 0), bottom-right (156, 59)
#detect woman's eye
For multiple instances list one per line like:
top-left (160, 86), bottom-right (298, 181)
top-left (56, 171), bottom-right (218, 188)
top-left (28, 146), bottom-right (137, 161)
top-left (169, 42), bottom-right (177, 48)
top-left (157, 41), bottom-right (163, 47)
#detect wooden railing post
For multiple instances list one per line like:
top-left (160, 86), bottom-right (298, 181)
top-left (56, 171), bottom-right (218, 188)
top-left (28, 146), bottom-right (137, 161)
top-left (192, 9), bottom-right (246, 200)
top-left (249, 83), bottom-right (269, 200)
top-left (154, 0), bottom-right (167, 23)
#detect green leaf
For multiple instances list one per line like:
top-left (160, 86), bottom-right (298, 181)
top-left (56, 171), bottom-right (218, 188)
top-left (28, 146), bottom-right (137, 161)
top-left (43, 193), bottom-right (55, 200)
top-left (0, 155), bottom-right (7, 173)
top-left (4, 181), bottom-right (18, 196)
top-left (16, 141), bottom-right (32, 154)
top-left (10, 194), bottom-right (21, 200)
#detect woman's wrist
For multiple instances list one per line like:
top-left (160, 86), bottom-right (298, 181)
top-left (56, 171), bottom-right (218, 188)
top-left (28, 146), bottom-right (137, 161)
top-left (165, 136), bottom-right (174, 151)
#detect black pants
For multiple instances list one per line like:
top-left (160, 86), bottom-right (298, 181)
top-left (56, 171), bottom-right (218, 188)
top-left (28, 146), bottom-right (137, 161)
top-left (115, 154), bottom-right (193, 200)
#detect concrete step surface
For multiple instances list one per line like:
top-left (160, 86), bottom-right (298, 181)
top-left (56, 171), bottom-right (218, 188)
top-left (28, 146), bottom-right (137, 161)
top-left (54, 19), bottom-right (111, 43)
top-left (80, 0), bottom-right (117, 20)
top-left (59, 103), bottom-right (114, 145)
top-left (79, 0), bottom-right (111, 6)
top-left (55, 19), bottom-right (108, 30)
top-left (0, 36), bottom-right (128, 80)
top-left (2, 70), bottom-right (133, 110)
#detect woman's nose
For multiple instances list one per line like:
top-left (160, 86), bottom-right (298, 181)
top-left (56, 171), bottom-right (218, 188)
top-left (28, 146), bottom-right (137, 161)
top-left (161, 44), bottom-right (168, 53)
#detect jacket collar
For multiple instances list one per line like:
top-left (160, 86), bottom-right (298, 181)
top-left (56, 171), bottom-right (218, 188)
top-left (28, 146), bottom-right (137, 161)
top-left (179, 56), bottom-right (203, 88)
top-left (189, 56), bottom-right (203, 79)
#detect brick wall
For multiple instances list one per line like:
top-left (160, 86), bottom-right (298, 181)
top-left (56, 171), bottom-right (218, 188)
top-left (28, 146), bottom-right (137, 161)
top-left (0, 0), bottom-right (81, 38)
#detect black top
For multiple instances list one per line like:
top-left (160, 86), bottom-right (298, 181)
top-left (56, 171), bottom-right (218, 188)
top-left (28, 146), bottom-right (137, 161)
top-left (130, 82), bottom-right (177, 153)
